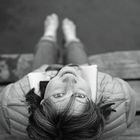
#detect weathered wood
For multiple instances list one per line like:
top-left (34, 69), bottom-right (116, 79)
top-left (89, 50), bottom-right (140, 79)
top-left (0, 54), bottom-right (33, 83)
top-left (1, 51), bottom-right (140, 82)
top-left (127, 81), bottom-right (140, 111)
top-left (0, 50), bottom-right (140, 81)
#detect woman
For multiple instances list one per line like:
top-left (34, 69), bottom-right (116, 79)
top-left (0, 13), bottom-right (136, 140)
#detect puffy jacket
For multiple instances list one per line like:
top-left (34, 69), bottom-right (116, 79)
top-left (0, 65), bottom-right (136, 140)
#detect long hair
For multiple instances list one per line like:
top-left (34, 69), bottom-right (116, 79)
top-left (26, 87), bottom-right (115, 140)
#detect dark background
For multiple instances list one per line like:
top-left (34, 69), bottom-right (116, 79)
top-left (0, 0), bottom-right (140, 55)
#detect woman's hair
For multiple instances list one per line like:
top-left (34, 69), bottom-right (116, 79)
top-left (26, 87), bottom-right (115, 140)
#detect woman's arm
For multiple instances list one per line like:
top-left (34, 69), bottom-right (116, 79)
top-left (98, 72), bottom-right (136, 139)
top-left (0, 75), bottom-right (30, 136)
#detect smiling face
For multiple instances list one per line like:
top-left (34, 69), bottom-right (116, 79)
top-left (44, 66), bottom-right (92, 115)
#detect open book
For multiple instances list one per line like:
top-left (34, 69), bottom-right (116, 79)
top-left (28, 65), bottom-right (98, 102)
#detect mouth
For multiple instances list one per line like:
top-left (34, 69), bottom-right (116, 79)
top-left (61, 71), bottom-right (77, 77)
top-left (58, 67), bottom-right (78, 77)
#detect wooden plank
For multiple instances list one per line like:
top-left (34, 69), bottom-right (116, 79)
top-left (0, 54), bottom-right (33, 83)
top-left (127, 81), bottom-right (140, 111)
top-left (89, 50), bottom-right (140, 79)
top-left (1, 50), bottom-right (140, 82)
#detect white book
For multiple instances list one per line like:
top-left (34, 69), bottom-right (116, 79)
top-left (28, 65), bottom-right (98, 102)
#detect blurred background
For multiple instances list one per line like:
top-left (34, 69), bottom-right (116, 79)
top-left (0, 0), bottom-right (140, 55)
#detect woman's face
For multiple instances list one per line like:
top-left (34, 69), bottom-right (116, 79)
top-left (44, 66), bottom-right (92, 115)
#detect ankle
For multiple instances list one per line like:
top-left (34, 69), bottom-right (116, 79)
top-left (41, 35), bottom-right (57, 42)
top-left (64, 38), bottom-right (81, 48)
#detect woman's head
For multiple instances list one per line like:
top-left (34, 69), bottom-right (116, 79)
top-left (44, 65), bottom-right (92, 115)
top-left (26, 94), bottom-right (105, 140)
top-left (26, 65), bottom-right (115, 140)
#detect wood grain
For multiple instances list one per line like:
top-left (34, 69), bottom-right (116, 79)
top-left (127, 81), bottom-right (140, 111)
top-left (89, 50), bottom-right (140, 79)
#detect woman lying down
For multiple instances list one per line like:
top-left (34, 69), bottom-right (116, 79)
top-left (0, 13), bottom-right (136, 140)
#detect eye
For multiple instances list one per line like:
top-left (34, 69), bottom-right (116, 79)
top-left (75, 93), bottom-right (86, 98)
top-left (53, 93), bottom-right (65, 98)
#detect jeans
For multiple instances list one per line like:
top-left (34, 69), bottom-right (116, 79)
top-left (33, 39), bottom-right (89, 70)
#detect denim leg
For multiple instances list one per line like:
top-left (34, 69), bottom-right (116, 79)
top-left (32, 39), bottom-right (59, 70)
top-left (63, 41), bottom-right (89, 65)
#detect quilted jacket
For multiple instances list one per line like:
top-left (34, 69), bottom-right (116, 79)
top-left (0, 65), bottom-right (136, 140)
